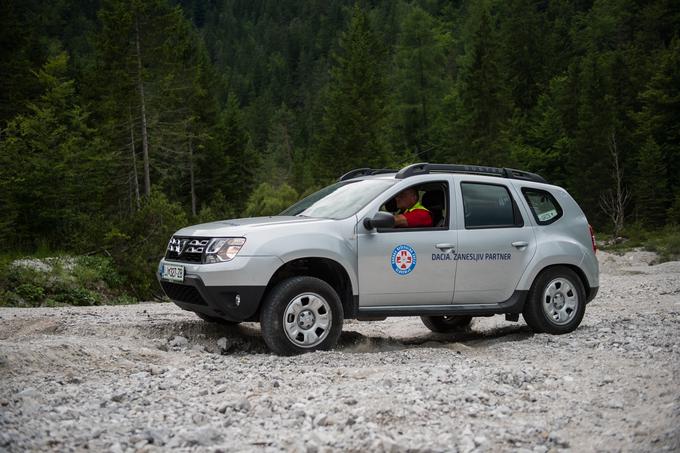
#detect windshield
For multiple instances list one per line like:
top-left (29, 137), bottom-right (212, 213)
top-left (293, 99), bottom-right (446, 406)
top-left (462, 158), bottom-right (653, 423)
top-left (281, 179), bottom-right (396, 219)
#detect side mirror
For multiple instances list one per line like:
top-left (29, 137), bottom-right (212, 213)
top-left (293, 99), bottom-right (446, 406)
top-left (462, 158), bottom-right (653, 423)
top-left (363, 211), bottom-right (395, 230)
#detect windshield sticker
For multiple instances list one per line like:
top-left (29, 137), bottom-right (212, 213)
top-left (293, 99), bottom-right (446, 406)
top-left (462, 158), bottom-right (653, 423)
top-left (391, 245), bottom-right (417, 275)
top-left (432, 252), bottom-right (512, 262)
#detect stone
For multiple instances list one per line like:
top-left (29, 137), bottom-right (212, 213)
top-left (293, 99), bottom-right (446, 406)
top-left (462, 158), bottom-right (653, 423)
top-left (169, 336), bottom-right (189, 348)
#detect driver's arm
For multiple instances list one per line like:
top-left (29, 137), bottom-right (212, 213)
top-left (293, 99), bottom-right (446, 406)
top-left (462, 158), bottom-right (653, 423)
top-left (394, 214), bottom-right (408, 227)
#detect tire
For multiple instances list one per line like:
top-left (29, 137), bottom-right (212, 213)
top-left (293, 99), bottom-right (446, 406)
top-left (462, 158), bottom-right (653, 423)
top-left (522, 266), bottom-right (586, 334)
top-left (195, 312), bottom-right (240, 326)
top-left (421, 315), bottom-right (473, 333)
top-left (260, 276), bottom-right (343, 355)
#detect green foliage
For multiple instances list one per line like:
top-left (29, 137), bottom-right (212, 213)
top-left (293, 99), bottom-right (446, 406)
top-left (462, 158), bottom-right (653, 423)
top-left (105, 191), bottom-right (187, 299)
top-left (389, 4), bottom-right (447, 160)
top-left (53, 287), bottom-right (101, 306)
top-left (644, 226), bottom-right (680, 263)
top-left (635, 137), bottom-right (668, 227)
top-left (2, 0), bottom-right (680, 295)
top-left (316, 4), bottom-right (394, 180)
top-left (244, 183), bottom-right (299, 217)
top-left (0, 255), bottom-right (126, 307)
top-left (0, 51), bottom-right (115, 250)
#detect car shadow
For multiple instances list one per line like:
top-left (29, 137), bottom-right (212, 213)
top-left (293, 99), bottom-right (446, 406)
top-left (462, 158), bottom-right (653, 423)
top-left (154, 319), bottom-right (534, 355)
top-left (337, 324), bottom-right (534, 353)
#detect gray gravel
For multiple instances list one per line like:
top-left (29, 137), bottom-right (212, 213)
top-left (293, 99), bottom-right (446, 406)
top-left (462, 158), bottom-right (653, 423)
top-left (1, 251), bottom-right (679, 452)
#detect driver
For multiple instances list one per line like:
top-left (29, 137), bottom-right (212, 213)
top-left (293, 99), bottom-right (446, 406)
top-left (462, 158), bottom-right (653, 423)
top-left (393, 188), bottom-right (433, 228)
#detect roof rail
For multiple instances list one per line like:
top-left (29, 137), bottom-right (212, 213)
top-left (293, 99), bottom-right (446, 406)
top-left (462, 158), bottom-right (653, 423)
top-left (394, 163), bottom-right (547, 183)
top-left (338, 168), bottom-right (397, 181)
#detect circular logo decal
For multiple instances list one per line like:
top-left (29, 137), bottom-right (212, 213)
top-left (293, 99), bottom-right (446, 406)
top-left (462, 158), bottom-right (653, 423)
top-left (391, 245), bottom-right (417, 275)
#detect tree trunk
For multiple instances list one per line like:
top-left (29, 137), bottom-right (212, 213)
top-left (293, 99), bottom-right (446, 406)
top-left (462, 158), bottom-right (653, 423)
top-left (135, 17), bottom-right (151, 197)
top-left (129, 111), bottom-right (141, 209)
top-left (599, 131), bottom-right (630, 236)
top-left (188, 136), bottom-right (196, 217)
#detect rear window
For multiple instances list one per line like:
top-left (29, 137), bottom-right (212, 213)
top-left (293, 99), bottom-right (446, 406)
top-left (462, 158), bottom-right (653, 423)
top-left (522, 188), bottom-right (563, 225)
top-left (461, 182), bottom-right (524, 228)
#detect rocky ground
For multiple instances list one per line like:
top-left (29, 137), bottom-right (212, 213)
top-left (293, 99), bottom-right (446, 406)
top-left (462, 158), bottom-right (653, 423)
top-left (0, 251), bottom-right (679, 452)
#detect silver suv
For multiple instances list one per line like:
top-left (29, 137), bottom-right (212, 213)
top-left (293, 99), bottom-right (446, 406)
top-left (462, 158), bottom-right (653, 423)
top-left (158, 163), bottom-right (599, 355)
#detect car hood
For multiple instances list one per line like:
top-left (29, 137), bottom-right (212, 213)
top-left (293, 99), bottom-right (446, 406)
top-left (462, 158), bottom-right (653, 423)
top-left (174, 216), bottom-right (327, 237)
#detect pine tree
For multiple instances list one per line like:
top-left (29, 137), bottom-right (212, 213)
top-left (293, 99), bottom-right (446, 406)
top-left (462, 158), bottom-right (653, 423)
top-left (315, 4), bottom-right (393, 181)
top-left (0, 52), bottom-right (115, 249)
top-left (390, 4), bottom-right (447, 161)
top-left (438, 4), bottom-right (511, 165)
top-left (96, 0), bottom-right (206, 198)
top-left (635, 36), bottom-right (680, 220)
top-left (202, 94), bottom-right (258, 216)
top-left (635, 137), bottom-right (668, 227)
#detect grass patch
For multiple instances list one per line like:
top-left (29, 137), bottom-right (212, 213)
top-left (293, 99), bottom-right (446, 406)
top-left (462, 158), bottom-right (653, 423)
top-left (643, 226), bottom-right (680, 263)
top-left (598, 224), bottom-right (680, 262)
top-left (0, 254), bottom-right (137, 307)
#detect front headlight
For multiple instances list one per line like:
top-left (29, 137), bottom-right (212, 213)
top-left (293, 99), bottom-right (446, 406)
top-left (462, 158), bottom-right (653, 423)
top-left (204, 237), bottom-right (246, 263)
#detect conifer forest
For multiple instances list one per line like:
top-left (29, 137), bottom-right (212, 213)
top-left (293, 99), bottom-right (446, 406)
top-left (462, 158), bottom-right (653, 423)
top-left (1, 0), bottom-right (679, 298)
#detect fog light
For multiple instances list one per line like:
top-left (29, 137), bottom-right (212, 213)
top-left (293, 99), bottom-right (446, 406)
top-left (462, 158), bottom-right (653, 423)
top-left (234, 294), bottom-right (241, 306)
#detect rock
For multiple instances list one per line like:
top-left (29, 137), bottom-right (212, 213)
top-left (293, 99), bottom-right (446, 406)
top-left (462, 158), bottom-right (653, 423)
top-left (192, 413), bottom-right (208, 425)
top-left (371, 435), bottom-right (398, 452)
top-left (218, 398), bottom-right (250, 413)
top-left (169, 336), bottom-right (189, 348)
top-left (17, 388), bottom-right (39, 399)
top-left (474, 435), bottom-right (488, 446)
top-left (458, 435), bottom-right (475, 453)
top-left (149, 366), bottom-right (166, 376)
top-left (174, 426), bottom-right (222, 447)
top-left (313, 414), bottom-right (328, 426)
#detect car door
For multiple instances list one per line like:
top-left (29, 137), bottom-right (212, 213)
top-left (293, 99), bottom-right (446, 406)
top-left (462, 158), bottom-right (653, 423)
top-left (453, 180), bottom-right (537, 304)
top-left (357, 180), bottom-right (458, 307)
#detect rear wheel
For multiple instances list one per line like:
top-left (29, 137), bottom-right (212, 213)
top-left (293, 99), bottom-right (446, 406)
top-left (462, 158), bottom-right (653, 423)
top-left (522, 266), bottom-right (586, 334)
top-left (195, 312), bottom-right (240, 326)
top-left (260, 276), bottom-right (343, 355)
top-left (421, 315), bottom-right (473, 333)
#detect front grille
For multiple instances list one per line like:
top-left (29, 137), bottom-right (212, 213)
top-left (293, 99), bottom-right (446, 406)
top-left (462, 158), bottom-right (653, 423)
top-left (161, 282), bottom-right (207, 306)
top-left (165, 237), bottom-right (210, 263)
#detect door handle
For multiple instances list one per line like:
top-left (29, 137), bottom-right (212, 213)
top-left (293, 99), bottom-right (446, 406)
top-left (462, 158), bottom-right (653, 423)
top-left (512, 241), bottom-right (529, 248)
top-left (435, 243), bottom-right (456, 252)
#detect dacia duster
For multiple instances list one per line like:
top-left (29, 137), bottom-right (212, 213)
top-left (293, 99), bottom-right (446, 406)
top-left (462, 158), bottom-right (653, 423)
top-left (158, 163), bottom-right (599, 355)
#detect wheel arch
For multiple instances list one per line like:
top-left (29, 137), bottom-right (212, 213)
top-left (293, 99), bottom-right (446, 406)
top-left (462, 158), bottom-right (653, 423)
top-left (528, 263), bottom-right (592, 301)
top-left (261, 257), bottom-right (356, 320)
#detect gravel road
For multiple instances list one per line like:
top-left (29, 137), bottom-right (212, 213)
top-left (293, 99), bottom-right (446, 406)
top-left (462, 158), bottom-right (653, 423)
top-left (1, 251), bottom-right (679, 452)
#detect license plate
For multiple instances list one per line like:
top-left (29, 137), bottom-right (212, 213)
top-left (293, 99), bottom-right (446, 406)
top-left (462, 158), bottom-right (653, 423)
top-left (161, 264), bottom-right (184, 282)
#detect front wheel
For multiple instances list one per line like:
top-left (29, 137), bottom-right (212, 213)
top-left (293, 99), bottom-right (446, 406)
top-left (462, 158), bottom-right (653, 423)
top-left (260, 276), bottom-right (343, 355)
top-left (522, 266), bottom-right (586, 334)
top-left (421, 315), bottom-right (473, 333)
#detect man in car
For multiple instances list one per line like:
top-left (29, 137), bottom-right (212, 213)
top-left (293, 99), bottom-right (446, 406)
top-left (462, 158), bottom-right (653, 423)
top-left (393, 187), bottom-right (433, 227)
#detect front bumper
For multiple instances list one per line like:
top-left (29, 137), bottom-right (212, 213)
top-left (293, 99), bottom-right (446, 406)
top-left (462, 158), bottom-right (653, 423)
top-left (157, 255), bottom-right (282, 321)
top-left (160, 275), bottom-right (265, 321)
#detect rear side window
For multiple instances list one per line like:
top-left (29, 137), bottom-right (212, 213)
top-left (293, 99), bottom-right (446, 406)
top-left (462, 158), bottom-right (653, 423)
top-left (461, 182), bottom-right (524, 229)
top-left (522, 188), bottom-right (563, 225)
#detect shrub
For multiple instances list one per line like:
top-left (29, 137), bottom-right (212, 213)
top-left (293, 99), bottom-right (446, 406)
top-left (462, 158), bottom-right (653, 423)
top-left (0, 254), bottom-right (130, 307)
top-left (644, 226), bottom-right (680, 263)
top-left (53, 287), bottom-right (100, 306)
top-left (15, 284), bottom-right (45, 303)
top-left (105, 191), bottom-right (188, 300)
top-left (244, 183), bottom-right (299, 217)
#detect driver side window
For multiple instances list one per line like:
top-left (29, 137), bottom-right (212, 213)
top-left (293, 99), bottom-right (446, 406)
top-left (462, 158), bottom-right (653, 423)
top-left (378, 181), bottom-right (449, 230)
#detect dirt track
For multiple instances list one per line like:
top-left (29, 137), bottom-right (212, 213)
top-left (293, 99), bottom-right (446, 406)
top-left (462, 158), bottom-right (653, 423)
top-left (1, 251), bottom-right (679, 452)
